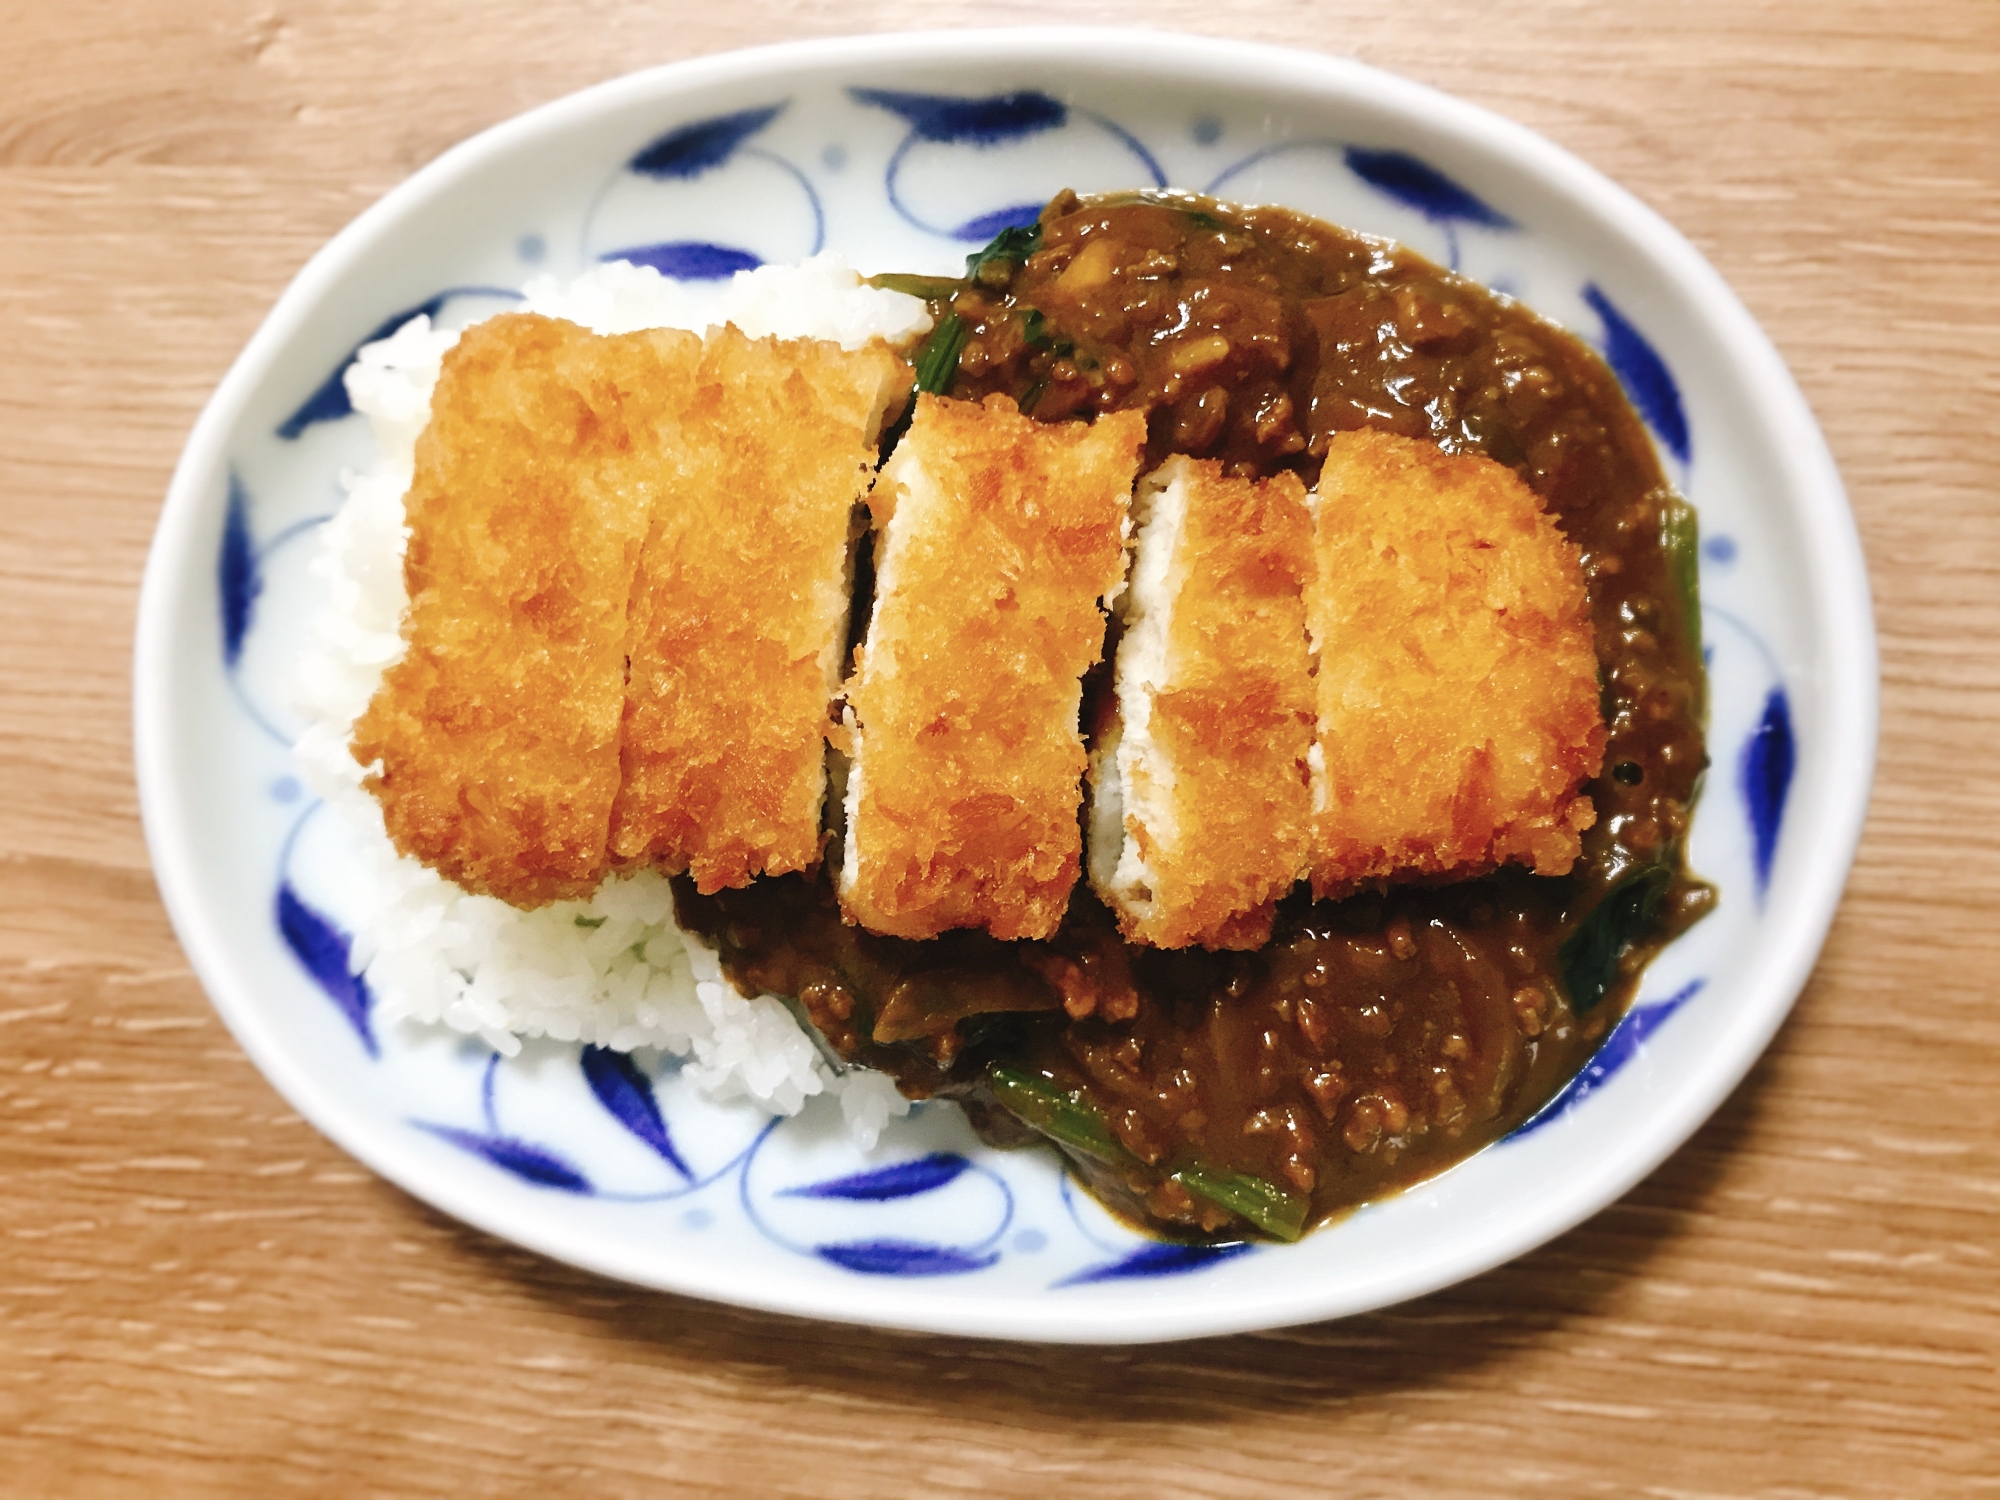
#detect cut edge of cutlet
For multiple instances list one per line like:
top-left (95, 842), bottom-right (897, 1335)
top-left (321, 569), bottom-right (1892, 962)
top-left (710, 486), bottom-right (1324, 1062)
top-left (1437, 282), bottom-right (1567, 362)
top-left (1089, 458), bottom-right (1194, 937)
top-left (1090, 455), bottom-right (1316, 950)
top-left (1305, 428), bottom-right (1605, 900)
top-left (838, 393), bottom-right (1144, 941)
top-left (801, 335), bottom-right (906, 880)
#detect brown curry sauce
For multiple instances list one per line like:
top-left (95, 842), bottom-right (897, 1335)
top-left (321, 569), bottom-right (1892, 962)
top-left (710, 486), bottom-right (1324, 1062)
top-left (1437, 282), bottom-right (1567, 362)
top-left (674, 190), bottom-right (1712, 1242)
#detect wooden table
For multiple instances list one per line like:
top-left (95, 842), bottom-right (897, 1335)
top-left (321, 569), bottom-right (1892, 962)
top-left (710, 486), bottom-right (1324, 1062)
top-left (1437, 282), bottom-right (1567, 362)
top-left (4, 2), bottom-right (1996, 1492)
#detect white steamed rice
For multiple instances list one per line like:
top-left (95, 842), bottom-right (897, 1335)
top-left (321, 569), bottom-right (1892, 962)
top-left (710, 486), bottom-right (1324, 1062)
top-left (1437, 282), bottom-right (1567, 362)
top-left (291, 255), bottom-right (933, 1146)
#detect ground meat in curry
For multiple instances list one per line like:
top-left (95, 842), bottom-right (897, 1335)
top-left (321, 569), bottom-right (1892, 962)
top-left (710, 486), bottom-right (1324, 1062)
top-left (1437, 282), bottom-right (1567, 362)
top-left (675, 190), bottom-right (1711, 1243)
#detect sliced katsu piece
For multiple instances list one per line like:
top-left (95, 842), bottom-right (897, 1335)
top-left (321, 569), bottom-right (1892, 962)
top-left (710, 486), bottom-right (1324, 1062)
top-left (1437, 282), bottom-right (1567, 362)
top-left (840, 394), bottom-right (1146, 941)
top-left (1305, 428), bottom-right (1605, 897)
top-left (1087, 457), bottom-right (1317, 950)
top-left (609, 326), bottom-right (912, 892)
top-left (351, 312), bottom-right (700, 908)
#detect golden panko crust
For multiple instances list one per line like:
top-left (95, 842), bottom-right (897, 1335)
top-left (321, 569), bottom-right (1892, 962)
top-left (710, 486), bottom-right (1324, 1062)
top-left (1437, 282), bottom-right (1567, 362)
top-left (609, 327), bottom-right (910, 892)
top-left (351, 313), bottom-right (700, 907)
top-left (1111, 458), bottom-right (1317, 950)
top-left (842, 394), bottom-right (1145, 941)
top-left (1306, 428), bottom-right (1604, 897)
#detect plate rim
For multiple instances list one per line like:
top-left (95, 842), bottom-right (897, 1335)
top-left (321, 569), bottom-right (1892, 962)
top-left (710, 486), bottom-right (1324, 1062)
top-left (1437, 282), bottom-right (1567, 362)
top-left (132, 26), bottom-right (1879, 1344)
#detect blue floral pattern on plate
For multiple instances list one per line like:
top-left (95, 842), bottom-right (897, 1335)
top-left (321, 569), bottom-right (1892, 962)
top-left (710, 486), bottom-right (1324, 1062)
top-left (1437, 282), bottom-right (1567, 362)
top-left (1584, 283), bottom-right (1691, 465)
top-left (583, 104), bottom-right (824, 276)
top-left (602, 104), bottom-right (824, 276)
top-left (853, 87), bottom-right (1166, 241)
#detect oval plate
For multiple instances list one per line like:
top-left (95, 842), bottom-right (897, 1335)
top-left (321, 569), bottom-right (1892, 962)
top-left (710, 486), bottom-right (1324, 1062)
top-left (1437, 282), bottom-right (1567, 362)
top-left (134, 29), bottom-right (1876, 1344)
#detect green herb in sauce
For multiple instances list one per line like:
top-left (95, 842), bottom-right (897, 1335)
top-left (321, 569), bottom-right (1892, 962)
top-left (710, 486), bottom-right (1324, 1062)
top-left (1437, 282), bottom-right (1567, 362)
top-left (1173, 1166), bottom-right (1310, 1243)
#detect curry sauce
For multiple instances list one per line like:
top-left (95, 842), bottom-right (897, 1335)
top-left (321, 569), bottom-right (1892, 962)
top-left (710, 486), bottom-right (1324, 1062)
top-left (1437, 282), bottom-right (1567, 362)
top-left (675, 190), bottom-right (1711, 1242)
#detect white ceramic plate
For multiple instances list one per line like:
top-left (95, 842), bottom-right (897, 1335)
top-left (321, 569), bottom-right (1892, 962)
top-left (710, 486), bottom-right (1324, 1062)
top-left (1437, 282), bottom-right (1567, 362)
top-left (134, 29), bottom-right (1876, 1343)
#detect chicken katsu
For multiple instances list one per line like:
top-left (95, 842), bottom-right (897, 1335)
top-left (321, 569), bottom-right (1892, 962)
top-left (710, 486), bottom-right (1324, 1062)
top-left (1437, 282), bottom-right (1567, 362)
top-left (350, 313), bottom-right (699, 907)
top-left (1306, 428), bottom-right (1605, 897)
top-left (610, 326), bottom-right (910, 892)
top-left (840, 393), bottom-right (1145, 942)
top-left (355, 316), bottom-right (908, 905)
top-left (1087, 456), bottom-right (1316, 950)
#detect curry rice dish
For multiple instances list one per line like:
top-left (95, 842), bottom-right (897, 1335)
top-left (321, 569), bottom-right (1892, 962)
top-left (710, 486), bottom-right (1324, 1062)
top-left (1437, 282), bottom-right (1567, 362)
top-left (348, 189), bottom-right (1712, 1244)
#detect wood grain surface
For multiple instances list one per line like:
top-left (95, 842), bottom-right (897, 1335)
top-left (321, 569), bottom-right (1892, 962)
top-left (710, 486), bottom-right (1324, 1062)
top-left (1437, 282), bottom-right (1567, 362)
top-left (3, 2), bottom-right (1997, 1494)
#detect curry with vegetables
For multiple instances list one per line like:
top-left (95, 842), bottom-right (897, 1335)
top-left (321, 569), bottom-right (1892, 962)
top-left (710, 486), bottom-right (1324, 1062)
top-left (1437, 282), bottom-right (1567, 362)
top-left (676, 189), bottom-right (1711, 1243)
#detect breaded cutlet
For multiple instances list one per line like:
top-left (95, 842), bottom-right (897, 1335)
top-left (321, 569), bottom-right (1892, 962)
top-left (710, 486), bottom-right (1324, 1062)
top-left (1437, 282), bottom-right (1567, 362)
top-left (1088, 457), bottom-right (1316, 950)
top-left (840, 394), bottom-right (1146, 942)
top-left (351, 312), bottom-right (700, 907)
top-left (609, 326), bottom-right (911, 892)
top-left (1306, 428), bottom-right (1604, 896)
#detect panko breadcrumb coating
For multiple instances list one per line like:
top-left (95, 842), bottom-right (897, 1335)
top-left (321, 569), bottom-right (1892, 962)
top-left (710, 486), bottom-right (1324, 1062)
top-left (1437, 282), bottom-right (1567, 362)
top-left (840, 394), bottom-right (1146, 941)
top-left (609, 327), bottom-right (911, 892)
top-left (1306, 429), bottom-right (1604, 896)
top-left (351, 313), bottom-right (700, 907)
top-left (1089, 457), bottom-right (1316, 950)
